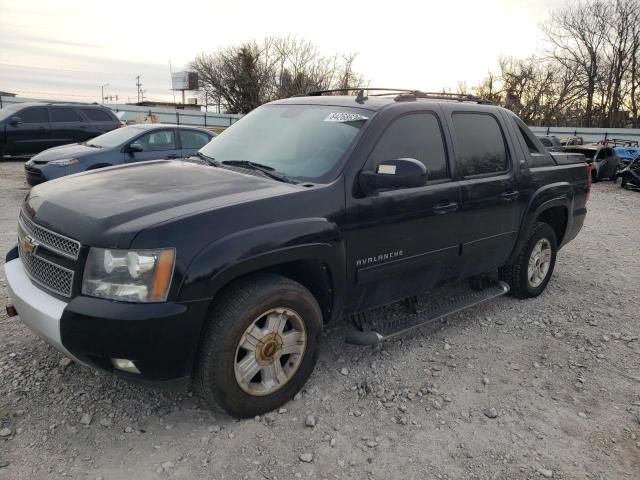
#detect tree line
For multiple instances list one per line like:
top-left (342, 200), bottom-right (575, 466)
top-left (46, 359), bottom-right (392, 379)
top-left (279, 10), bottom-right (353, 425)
top-left (191, 0), bottom-right (640, 128)
top-left (469, 0), bottom-right (640, 128)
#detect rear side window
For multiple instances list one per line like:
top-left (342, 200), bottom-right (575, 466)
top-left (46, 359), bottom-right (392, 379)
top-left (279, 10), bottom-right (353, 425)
top-left (50, 107), bottom-right (83, 122)
top-left (369, 112), bottom-right (449, 181)
top-left (80, 108), bottom-right (113, 122)
top-left (180, 130), bottom-right (211, 149)
top-left (453, 113), bottom-right (508, 176)
top-left (19, 107), bottom-right (48, 123)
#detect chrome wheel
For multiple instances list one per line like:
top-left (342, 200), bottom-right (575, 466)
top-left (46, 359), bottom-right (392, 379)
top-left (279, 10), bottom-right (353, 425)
top-left (234, 308), bottom-right (307, 396)
top-left (527, 238), bottom-right (552, 288)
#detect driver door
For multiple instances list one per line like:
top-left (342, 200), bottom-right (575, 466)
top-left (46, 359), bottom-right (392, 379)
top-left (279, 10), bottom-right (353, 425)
top-left (344, 110), bottom-right (462, 313)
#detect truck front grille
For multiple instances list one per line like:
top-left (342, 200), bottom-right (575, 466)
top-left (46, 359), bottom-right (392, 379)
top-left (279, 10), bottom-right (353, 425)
top-left (17, 212), bottom-right (79, 298)
top-left (19, 211), bottom-right (81, 260)
top-left (18, 241), bottom-right (74, 297)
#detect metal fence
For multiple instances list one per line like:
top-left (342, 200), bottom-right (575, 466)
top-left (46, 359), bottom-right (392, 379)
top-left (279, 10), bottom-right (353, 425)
top-left (528, 126), bottom-right (640, 144)
top-left (4, 95), bottom-right (640, 141)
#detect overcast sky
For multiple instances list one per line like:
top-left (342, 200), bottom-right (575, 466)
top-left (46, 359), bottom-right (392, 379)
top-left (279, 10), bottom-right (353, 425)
top-left (0, 0), bottom-right (564, 104)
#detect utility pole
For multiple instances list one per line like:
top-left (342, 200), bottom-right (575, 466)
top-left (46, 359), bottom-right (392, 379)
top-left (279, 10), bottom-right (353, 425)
top-left (136, 76), bottom-right (142, 103)
top-left (101, 83), bottom-right (109, 104)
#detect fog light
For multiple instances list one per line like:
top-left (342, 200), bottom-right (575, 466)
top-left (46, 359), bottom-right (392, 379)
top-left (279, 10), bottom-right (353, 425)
top-left (111, 358), bottom-right (141, 374)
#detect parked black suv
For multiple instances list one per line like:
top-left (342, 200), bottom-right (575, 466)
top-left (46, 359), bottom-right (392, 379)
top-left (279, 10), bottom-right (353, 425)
top-left (0, 102), bottom-right (121, 157)
top-left (4, 90), bottom-right (590, 417)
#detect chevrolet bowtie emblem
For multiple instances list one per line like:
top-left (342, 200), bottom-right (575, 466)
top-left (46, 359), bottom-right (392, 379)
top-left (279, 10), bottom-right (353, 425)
top-left (20, 234), bottom-right (38, 255)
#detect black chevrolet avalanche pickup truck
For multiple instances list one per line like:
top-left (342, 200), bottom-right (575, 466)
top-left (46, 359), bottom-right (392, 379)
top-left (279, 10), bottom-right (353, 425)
top-left (4, 90), bottom-right (590, 417)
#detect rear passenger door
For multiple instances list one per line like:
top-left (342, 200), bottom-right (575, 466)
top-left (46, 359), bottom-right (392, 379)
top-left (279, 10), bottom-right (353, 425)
top-left (345, 110), bottom-right (462, 311)
top-left (447, 111), bottom-right (522, 277)
top-left (49, 107), bottom-right (87, 146)
top-left (126, 128), bottom-right (181, 162)
top-left (178, 129), bottom-right (213, 157)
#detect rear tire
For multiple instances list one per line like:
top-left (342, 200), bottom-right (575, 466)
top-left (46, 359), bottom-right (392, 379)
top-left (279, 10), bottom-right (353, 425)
top-left (194, 273), bottom-right (323, 417)
top-left (500, 222), bottom-right (557, 299)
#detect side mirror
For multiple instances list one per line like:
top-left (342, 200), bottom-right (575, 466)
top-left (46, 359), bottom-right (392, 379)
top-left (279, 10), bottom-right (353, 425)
top-left (9, 116), bottom-right (22, 126)
top-left (127, 142), bottom-right (144, 153)
top-left (359, 158), bottom-right (427, 195)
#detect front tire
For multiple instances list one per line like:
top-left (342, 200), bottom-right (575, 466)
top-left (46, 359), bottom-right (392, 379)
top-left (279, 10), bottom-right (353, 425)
top-left (500, 222), bottom-right (558, 299)
top-left (194, 273), bottom-right (323, 417)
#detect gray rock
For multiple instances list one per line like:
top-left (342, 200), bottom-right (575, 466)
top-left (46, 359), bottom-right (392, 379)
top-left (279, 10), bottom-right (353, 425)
top-left (161, 461), bottom-right (175, 471)
top-left (99, 418), bottom-right (113, 428)
top-left (80, 413), bottom-right (93, 426)
top-left (538, 468), bottom-right (553, 478)
top-left (339, 367), bottom-right (349, 376)
top-left (59, 357), bottom-right (72, 369)
top-left (305, 414), bottom-right (316, 427)
top-left (482, 377), bottom-right (490, 386)
top-left (299, 453), bottom-right (313, 463)
top-left (483, 407), bottom-right (498, 419)
top-left (0, 428), bottom-right (12, 438)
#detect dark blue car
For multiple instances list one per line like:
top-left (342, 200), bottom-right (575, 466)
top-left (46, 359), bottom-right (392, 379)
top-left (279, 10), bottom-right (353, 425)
top-left (24, 124), bottom-right (216, 186)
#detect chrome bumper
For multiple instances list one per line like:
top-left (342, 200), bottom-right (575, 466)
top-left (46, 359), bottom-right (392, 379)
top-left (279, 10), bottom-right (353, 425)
top-left (4, 258), bottom-right (76, 359)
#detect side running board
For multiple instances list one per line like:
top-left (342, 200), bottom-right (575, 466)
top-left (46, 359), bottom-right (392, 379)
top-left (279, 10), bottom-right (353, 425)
top-left (345, 281), bottom-right (510, 346)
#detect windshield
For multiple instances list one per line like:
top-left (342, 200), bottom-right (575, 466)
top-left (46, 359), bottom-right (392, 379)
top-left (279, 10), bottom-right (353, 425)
top-left (87, 126), bottom-right (146, 148)
top-left (199, 104), bottom-right (370, 181)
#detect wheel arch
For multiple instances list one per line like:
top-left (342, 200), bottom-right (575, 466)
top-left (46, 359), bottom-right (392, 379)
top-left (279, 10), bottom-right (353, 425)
top-left (508, 183), bottom-right (573, 263)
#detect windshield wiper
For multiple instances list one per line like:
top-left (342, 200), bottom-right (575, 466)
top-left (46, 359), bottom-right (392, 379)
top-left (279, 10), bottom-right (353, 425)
top-left (221, 160), bottom-right (297, 184)
top-left (196, 151), bottom-right (221, 166)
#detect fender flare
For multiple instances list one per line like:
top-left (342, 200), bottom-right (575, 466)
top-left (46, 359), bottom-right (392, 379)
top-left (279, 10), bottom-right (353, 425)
top-left (508, 183), bottom-right (573, 263)
top-left (178, 218), bottom-right (346, 318)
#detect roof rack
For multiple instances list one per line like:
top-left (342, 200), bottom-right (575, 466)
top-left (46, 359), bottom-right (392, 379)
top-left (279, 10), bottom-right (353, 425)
top-left (300, 87), bottom-right (493, 105)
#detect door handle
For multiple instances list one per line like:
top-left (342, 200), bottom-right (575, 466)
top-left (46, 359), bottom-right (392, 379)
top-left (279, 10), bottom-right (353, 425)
top-left (433, 201), bottom-right (459, 215)
top-left (500, 190), bottom-right (520, 202)
top-left (166, 154), bottom-right (181, 159)
top-left (79, 125), bottom-right (88, 129)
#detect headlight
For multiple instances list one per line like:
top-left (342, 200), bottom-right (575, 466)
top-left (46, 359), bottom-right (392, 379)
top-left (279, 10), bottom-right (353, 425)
top-left (49, 158), bottom-right (79, 166)
top-left (82, 247), bottom-right (175, 302)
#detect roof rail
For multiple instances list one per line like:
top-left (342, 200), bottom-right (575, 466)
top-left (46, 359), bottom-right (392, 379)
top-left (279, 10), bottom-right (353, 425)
top-left (298, 87), bottom-right (494, 105)
top-left (394, 91), bottom-right (494, 105)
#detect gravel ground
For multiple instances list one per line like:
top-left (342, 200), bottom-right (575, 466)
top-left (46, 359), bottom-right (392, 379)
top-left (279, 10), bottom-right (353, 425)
top-left (0, 160), bottom-right (639, 480)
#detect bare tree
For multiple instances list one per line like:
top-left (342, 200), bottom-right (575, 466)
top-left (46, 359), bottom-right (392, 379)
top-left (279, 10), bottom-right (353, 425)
top-left (191, 37), bottom-right (364, 114)
top-left (541, 0), bottom-right (611, 126)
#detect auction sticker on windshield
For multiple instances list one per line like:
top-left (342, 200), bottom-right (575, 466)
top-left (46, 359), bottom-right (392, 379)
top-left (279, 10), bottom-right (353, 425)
top-left (324, 112), bottom-right (369, 122)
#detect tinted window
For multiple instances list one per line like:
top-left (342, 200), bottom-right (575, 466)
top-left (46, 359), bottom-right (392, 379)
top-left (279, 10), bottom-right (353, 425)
top-left (515, 121), bottom-right (545, 154)
top-left (539, 137), bottom-right (552, 147)
top-left (453, 113), bottom-right (508, 176)
top-left (136, 130), bottom-right (176, 151)
top-left (369, 112), bottom-right (448, 181)
top-left (80, 108), bottom-right (113, 122)
top-left (19, 107), bottom-right (48, 123)
top-left (50, 107), bottom-right (83, 122)
top-left (180, 130), bottom-right (211, 149)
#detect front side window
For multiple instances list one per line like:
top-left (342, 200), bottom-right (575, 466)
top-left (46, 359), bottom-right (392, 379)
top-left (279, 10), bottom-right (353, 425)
top-left (199, 104), bottom-right (369, 181)
top-left (180, 130), bottom-right (211, 149)
top-left (50, 107), bottom-right (83, 123)
top-left (453, 113), bottom-right (508, 176)
top-left (136, 130), bottom-right (176, 151)
top-left (368, 112), bottom-right (449, 181)
top-left (19, 107), bottom-right (48, 123)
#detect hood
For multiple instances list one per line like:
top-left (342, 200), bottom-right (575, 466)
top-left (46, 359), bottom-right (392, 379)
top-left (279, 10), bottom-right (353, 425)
top-left (30, 143), bottom-right (102, 163)
top-left (25, 160), bottom-right (299, 247)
